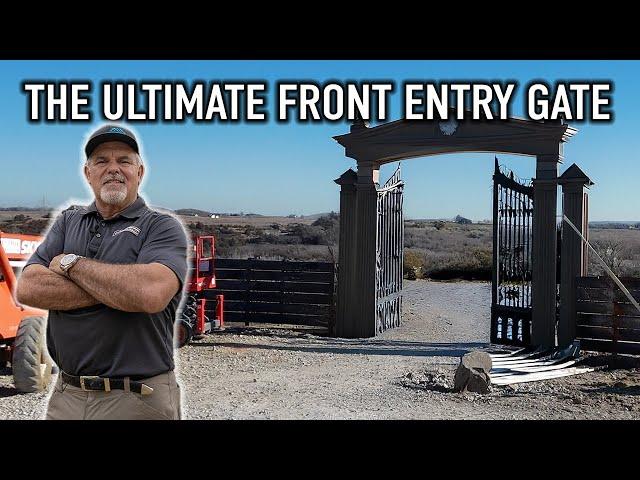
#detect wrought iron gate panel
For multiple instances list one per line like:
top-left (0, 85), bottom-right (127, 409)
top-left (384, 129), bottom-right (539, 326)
top-left (376, 166), bottom-right (404, 333)
top-left (492, 159), bottom-right (534, 345)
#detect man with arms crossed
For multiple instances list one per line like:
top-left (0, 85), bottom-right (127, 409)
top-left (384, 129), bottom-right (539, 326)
top-left (17, 125), bottom-right (188, 420)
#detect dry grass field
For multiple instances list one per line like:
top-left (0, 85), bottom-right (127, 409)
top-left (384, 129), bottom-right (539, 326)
top-left (179, 215), bottom-right (317, 227)
top-left (1, 209), bottom-right (639, 278)
top-left (587, 228), bottom-right (640, 277)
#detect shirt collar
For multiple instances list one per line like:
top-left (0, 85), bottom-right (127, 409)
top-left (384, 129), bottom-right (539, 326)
top-left (82, 196), bottom-right (147, 220)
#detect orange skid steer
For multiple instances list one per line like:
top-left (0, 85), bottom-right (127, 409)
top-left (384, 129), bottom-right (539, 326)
top-left (0, 232), bottom-right (53, 393)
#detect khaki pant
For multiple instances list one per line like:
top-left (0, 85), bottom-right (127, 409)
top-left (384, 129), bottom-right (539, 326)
top-left (46, 371), bottom-right (182, 420)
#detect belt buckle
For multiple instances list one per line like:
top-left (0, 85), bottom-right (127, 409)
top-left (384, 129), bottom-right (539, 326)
top-left (79, 376), bottom-right (111, 392)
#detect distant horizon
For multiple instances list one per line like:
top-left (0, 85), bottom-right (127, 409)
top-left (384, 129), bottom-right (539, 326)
top-left (2, 203), bottom-right (639, 224)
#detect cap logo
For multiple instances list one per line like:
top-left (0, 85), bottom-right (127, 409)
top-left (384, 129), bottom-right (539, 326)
top-left (109, 127), bottom-right (126, 134)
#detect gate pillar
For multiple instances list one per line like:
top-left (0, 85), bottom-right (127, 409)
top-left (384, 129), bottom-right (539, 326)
top-left (353, 161), bottom-right (380, 338)
top-left (531, 153), bottom-right (560, 348)
top-left (558, 164), bottom-right (593, 347)
top-left (334, 169), bottom-right (357, 337)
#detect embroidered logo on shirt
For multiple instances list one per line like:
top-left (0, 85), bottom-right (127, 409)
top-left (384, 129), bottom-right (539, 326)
top-left (112, 226), bottom-right (141, 237)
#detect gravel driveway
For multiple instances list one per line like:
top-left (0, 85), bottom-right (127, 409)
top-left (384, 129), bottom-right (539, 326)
top-left (2, 280), bottom-right (640, 419)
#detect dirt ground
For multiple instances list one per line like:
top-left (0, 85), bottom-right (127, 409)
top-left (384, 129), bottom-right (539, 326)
top-left (2, 279), bottom-right (640, 420)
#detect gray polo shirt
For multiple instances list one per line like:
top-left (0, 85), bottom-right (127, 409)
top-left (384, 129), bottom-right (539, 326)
top-left (25, 196), bottom-right (188, 378)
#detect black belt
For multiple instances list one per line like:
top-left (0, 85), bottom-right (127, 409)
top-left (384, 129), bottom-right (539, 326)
top-left (60, 371), bottom-right (154, 395)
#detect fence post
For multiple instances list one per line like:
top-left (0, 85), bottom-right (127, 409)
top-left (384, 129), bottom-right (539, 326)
top-left (558, 164), bottom-right (593, 347)
top-left (244, 261), bottom-right (251, 327)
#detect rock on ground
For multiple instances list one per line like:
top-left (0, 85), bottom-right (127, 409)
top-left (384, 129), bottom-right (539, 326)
top-left (453, 351), bottom-right (492, 394)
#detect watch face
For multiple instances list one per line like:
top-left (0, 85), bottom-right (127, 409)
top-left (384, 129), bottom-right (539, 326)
top-left (61, 254), bottom-right (77, 268)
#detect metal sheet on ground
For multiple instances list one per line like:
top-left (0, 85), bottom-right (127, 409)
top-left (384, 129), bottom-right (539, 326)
top-left (487, 342), bottom-right (593, 385)
top-left (491, 367), bottom-right (595, 385)
top-left (491, 358), bottom-right (578, 375)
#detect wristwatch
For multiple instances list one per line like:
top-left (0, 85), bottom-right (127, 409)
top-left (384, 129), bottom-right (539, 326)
top-left (59, 254), bottom-right (83, 275)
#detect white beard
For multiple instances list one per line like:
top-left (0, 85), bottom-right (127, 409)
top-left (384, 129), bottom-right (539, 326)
top-left (99, 185), bottom-right (127, 205)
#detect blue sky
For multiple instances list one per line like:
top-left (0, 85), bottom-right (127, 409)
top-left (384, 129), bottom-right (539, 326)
top-left (0, 60), bottom-right (638, 221)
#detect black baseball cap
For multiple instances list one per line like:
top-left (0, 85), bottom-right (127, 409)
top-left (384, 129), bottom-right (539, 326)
top-left (85, 125), bottom-right (140, 158)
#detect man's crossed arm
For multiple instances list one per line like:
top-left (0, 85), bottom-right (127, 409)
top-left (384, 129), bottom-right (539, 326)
top-left (17, 256), bottom-right (180, 314)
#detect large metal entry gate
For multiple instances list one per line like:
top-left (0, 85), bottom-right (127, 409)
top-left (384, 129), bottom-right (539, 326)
top-left (492, 159), bottom-right (534, 345)
top-left (375, 166), bottom-right (404, 333)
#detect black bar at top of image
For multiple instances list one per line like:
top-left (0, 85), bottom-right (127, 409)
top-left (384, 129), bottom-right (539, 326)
top-left (5, 10), bottom-right (635, 60)
top-left (1, 30), bottom-right (639, 61)
top-left (2, 46), bottom-right (638, 60)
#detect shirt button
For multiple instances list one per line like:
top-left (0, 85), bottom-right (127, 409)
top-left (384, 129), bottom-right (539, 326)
top-left (96, 233), bottom-right (102, 238)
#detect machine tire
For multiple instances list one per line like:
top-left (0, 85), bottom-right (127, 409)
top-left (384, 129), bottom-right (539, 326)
top-left (12, 316), bottom-right (53, 393)
top-left (176, 319), bottom-right (193, 348)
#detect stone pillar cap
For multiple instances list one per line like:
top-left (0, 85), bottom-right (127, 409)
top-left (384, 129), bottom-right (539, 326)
top-left (559, 163), bottom-right (594, 186)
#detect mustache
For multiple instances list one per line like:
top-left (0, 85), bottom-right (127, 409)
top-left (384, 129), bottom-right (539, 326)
top-left (102, 175), bottom-right (126, 185)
